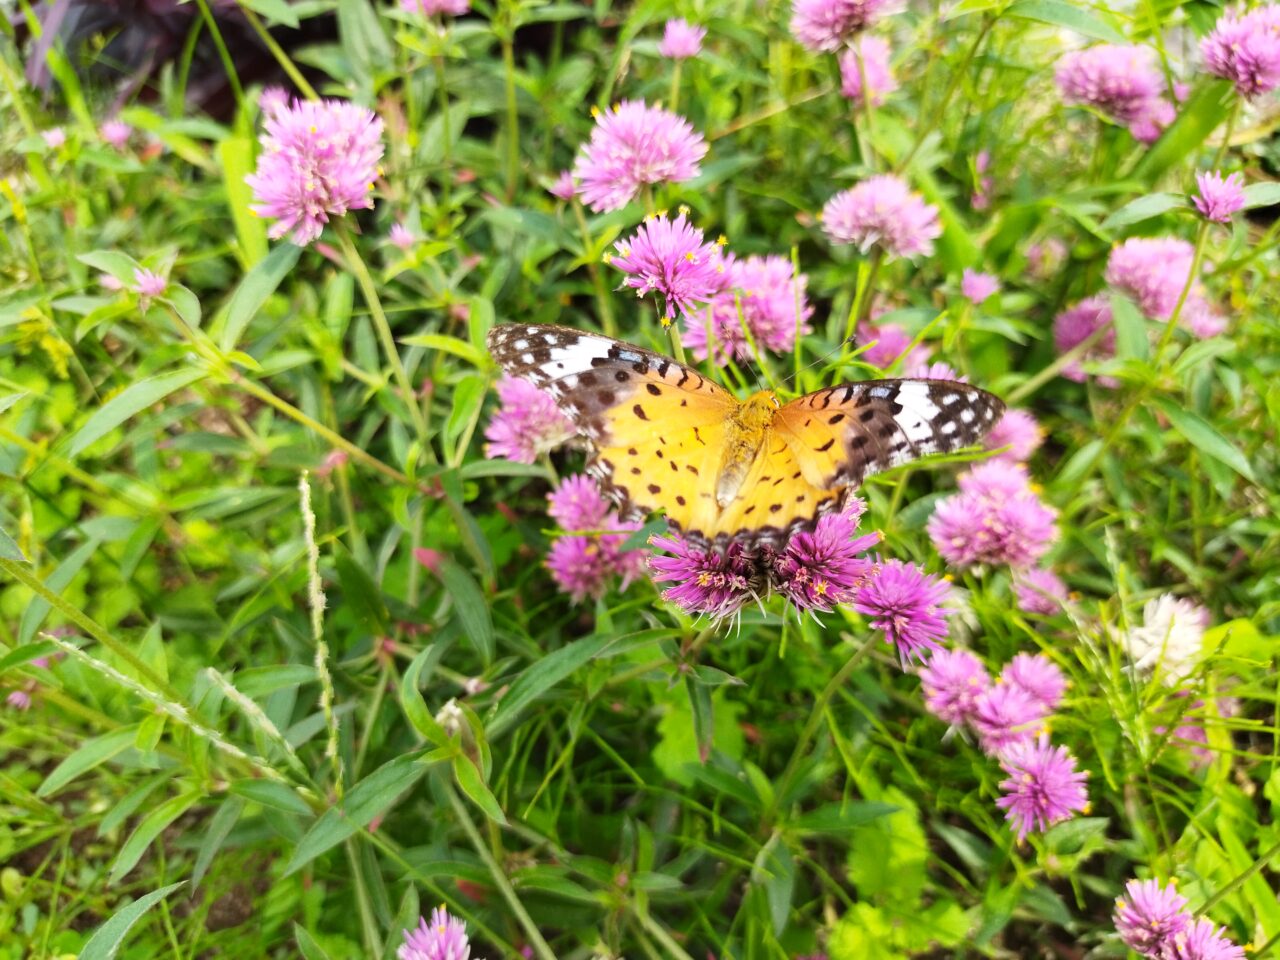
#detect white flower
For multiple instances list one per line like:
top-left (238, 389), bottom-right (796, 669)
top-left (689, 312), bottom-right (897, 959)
top-left (435, 697), bottom-right (466, 736)
top-left (1122, 594), bottom-right (1208, 684)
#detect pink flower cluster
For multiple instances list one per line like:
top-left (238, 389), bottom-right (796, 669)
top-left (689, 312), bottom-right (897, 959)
top-left (1194, 170), bottom-right (1246, 224)
top-left (790, 0), bottom-right (897, 52)
top-left (856, 320), bottom-right (929, 371)
top-left (1106, 237), bottom-right (1224, 338)
top-left (571, 101), bottom-right (708, 212)
top-left (545, 475), bottom-right (646, 603)
top-left (919, 649), bottom-right (1086, 839)
top-left (1054, 44), bottom-right (1175, 143)
top-left (399, 906), bottom-right (482, 960)
top-left (1201, 5), bottom-right (1280, 98)
top-left (1053, 296), bottom-right (1117, 386)
top-left (927, 460), bottom-right (1058, 569)
top-left (658, 18), bottom-right (706, 59)
top-left (1114, 879), bottom-right (1244, 960)
top-left (822, 174), bottom-right (941, 259)
top-left (246, 96), bottom-right (385, 246)
top-left (483, 377), bottom-right (573, 464)
top-left (682, 253), bottom-right (814, 363)
top-left (608, 212), bottom-right (724, 322)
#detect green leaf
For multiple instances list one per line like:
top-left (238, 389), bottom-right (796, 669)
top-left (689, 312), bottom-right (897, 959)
top-left (435, 559), bottom-right (495, 663)
top-left (1007, 0), bottom-right (1126, 42)
top-left (0, 641), bottom-right (56, 674)
top-left (1241, 182), bottom-right (1280, 210)
top-left (191, 797), bottom-right (245, 890)
top-left (1100, 192), bottom-right (1186, 232)
top-left (79, 881), bottom-right (186, 960)
top-left (20, 539), bottom-right (99, 646)
top-left (453, 755), bottom-right (508, 825)
top-left (1109, 294), bottom-right (1149, 361)
top-left (110, 792), bottom-right (200, 883)
top-left (230, 779), bottom-right (314, 816)
top-left (400, 644), bottom-right (449, 742)
top-left (295, 925), bottom-right (338, 960)
top-left (789, 801), bottom-right (900, 834)
top-left (38, 725), bottom-right (139, 797)
top-left (1132, 81), bottom-right (1234, 185)
top-left (487, 633), bottom-right (613, 738)
top-left (240, 0), bottom-right (300, 27)
top-left (333, 543), bottom-right (392, 636)
top-left (284, 756), bottom-right (430, 875)
top-left (217, 132), bottom-right (269, 266)
top-left (77, 250), bottom-right (142, 288)
top-left (1153, 398), bottom-right (1256, 482)
top-left (0, 526), bottom-right (26, 562)
top-left (217, 243), bottom-right (302, 350)
top-left (337, 0), bottom-right (392, 85)
top-left (67, 368), bottom-right (207, 458)
top-left (400, 332), bottom-right (485, 366)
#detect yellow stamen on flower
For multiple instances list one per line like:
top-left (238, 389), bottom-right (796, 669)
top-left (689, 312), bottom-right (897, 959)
top-left (716, 234), bottom-right (728, 246)
top-left (661, 315), bottom-right (674, 328)
top-left (591, 106), bottom-right (602, 118)
top-left (678, 204), bottom-right (690, 216)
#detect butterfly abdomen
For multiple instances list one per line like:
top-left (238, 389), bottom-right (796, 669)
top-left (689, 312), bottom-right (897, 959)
top-left (715, 391), bottom-right (780, 508)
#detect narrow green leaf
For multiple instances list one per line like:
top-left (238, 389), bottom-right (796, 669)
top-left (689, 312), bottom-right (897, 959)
top-left (400, 644), bottom-right (449, 742)
top-left (400, 332), bottom-right (485, 366)
top-left (487, 634), bottom-right (612, 737)
top-left (240, 0), bottom-right (300, 27)
top-left (1241, 182), bottom-right (1280, 210)
top-left (67, 368), bottom-right (207, 458)
top-left (788, 801), bottom-right (899, 833)
top-left (337, 0), bottom-right (392, 83)
top-left (217, 243), bottom-right (302, 351)
top-left (1154, 398), bottom-right (1257, 482)
top-left (0, 526), bottom-right (26, 562)
top-left (0, 391), bottom-right (27, 415)
top-left (217, 133), bottom-right (269, 266)
top-left (435, 559), bottom-right (495, 663)
top-left (1132, 81), bottom-right (1234, 185)
top-left (1100, 192), bottom-right (1186, 232)
top-left (38, 725), bottom-right (139, 797)
top-left (1007, 0), bottom-right (1126, 42)
top-left (230, 779), bottom-right (314, 816)
top-left (0, 641), bottom-right (56, 674)
top-left (1109, 294), bottom-right (1149, 361)
top-left (164, 285), bottom-right (203, 329)
top-left (79, 881), bottom-right (186, 960)
top-left (453, 755), bottom-right (508, 825)
top-left (77, 250), bottom-right (142, 288)
top-left (295, 925), bottom-right (337, 960)
top-left (192, 797), bottom-right (246, 890)
top-left (110, 792), bottom-right (200, 883)
top-left (20, 538), bottom-right (99, 644)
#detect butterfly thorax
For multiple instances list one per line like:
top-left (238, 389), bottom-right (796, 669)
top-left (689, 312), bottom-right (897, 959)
top-left (716, 390), bottom-right (780, 508)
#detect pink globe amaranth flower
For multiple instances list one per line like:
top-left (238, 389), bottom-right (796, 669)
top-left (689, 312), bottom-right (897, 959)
top-left (648, 533), bottom-right (761, 620)
top-left (1194, 170), bottom-right (1246, 223)
top-left (984, 409), bottom-right (1042, 463)
top-left (971, 682), bottom-right (1044, 755)
top-left (822, 175), bottom-right (941, 259)
top-left (547, 473), bottom-right (612, 531)
top-left (683, 254), bottom-right (814, 362)
top-left (1000, 653), bottom-right (1066, 715)
top-left (838, 36), bottom-right (897, 106)
top-left (1013, 567), bottom-right (1068, 615)
top-left (101, 119), bottom-right (131, 150)
top-left (548, 170), bottom-right (577, 201)
top-left (546, 534), bottom-right (624, 603)
top-left (389, 223), bottom-right (416, 251)
top-left (1053, 295), bottom-right (1117, 385)
top-left (131, 268), bottom-right (167, 299)
top-left (571, 100), bottom-right (708, 212)
top-left (259, 86), bottom-right (291, 117)
top-left (401, 0), bottom-right (470, 15)
top-left (790, 0), bottom-right (896, 52)
top-left (856, 321), bottom-right (929, 371)
top-left (246, 97), bottom-right (384, 247)
top-left (1114, 879), bottom-right (1191, 956)
top-left (960, 269), bottom-right (1000, 305)
top-left (483, 376), bottom-right (573, 463)
top-left (852, 559), bottom-right (952, 667)
top-left (918, 647), bottom-right (990, 726)
top-left (1201, 5), bottom-right (1280, 97)
top-left (609, 212), bottom-right (724, 321)
top-left (1055, 44), bottom-right (1174, 141)
top-left (995, 736), bottom-right (1088, 840)
top-left (658, 18), bottom-right (706, 59)
top-left (399, 906), bottom-right (477, 960)
top-left (99, 273), bottom-right (125, 293)
top-left (1167, 918), bottom-right (1246, 960)
top-left (1026, 238), bottom-right (1067, 279)
top-left (42, 127), bottom-right (66, 149)
top-left (770, 511), bottom-right (880, 613)
top-left (6, 690), bottom-right (32, 711)
top-left (1106, 236), bottom-right (1222, 338)
top-left (928, 462), bottom-right (1058, 570)
top-left (905, 360), bottom-right (965, 381)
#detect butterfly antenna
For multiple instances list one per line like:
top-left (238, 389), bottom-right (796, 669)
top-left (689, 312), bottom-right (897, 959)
top-left (784, 334), bottom-right (857, 393)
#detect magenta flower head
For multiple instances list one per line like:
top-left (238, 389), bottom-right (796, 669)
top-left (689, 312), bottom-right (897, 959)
top-left (971, 682), bottom-right (1044, 755)
top-left (790, 0), bottom-right (896, 52)
top-left (918, 647), bottom-right (990, 726)
top-left (928, 461), bottom-right (1059, 569)
top-left (259, 86), bottom-right (291, 117)
top-left (609, 212), bottom-right (724, 322)
top-left (1106, 236), bottom-right (1196, 320)
top-left (1000, 653), bottom-right (1066, 714)
top-left (547, 535), bottom-right (614, 602)
top-left (401, 0), bottom-right (470, 16)
top-left (995, 737), bottom-right (1088, 840)
top-left (483, 376), bottom-right (573, 463)
top-left (838, 36), bottom-right (897, 106)
top-left (547, 474), bottom-right (612, 531)
top-left (1168, 919), bottom-right (1247, 960)
top-left (960, 269), bottom-right (1000, 305)
top-left (906, 360), bottom-right (965, 381)
top-left (822, 175), bottom-right (941, 259)
top-left (6, 690), bottom-right (32, 711)
top-left (1194, 170), bottom-right (1246, 223)
top-left (246, 96), bottom-right (384, 246)
top-left (389, 223), bottom-right (416, 251)
top-left (1053, 295), bottom-right (1117, 385)
top-left (1014, 567), bottom-right (1068, 615)
top-left (984, 409), bottom-right (1043, 463)
top-left (658, 18), bottom-right (706, 59)
top-left (683, 254), bottom-right (814, 362)
top-left (852, 559), bottom-right (952, 667)
top-left (856, 321), bottom-right (930, 371)
top-left (571, 101), bottom-right (708, 212)
top-left (1055, 44), bottom-right (1173, 141)
top-left (1113, 879), bottom-right (1191, 956)
top-left (648, 533), bottom-right (761, 620)
top-left (548, 170), bottom-right (577, 201)
top-left (771, 511), bottom-right (880, 613)
top-left (101, 119), bottom-right (131, 150)
top-left (1201, 5), bottom-right (1280, 97)
top-left (42, 127), bottom-right (66, 149)
top-left (399, 906), bottom-right (479, 960)
top-left (131, 268), bottom-right (167, 299)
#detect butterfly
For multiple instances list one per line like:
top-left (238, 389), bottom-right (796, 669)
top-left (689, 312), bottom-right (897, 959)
top-left (487, 323), bottom-right (1005, 550)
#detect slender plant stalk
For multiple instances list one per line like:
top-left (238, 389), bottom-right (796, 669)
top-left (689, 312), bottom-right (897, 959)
top-left (193, 0), bottom-right (245, 111)
top-left (572, 200), bottom-right (618, 336)
top-left (236, 4), bottom-right (319, 100)
top-left (501, 21), bottom-right (520, 200)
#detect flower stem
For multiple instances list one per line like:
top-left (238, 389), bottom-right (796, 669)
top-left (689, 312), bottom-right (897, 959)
top-left (434, 50), bottom-right (454, 219)
top-left (572, 200), bottom-right (617, 336)
top-left (855, 46), bottom-right (878, 172)
top-left (1005, 319), bottom-right (1115, 405)
top-left (501, 22), bottom-right (520, 200)
top-left (843, 248), bottom-right (883, 344)
top-left (668, 61), bottom-right (682, 114)
top-left (237, 4), bottom-right (318, 101)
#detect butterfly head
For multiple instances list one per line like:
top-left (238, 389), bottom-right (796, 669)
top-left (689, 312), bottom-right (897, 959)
top-left (741, 389), bottom-right (781, 423)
